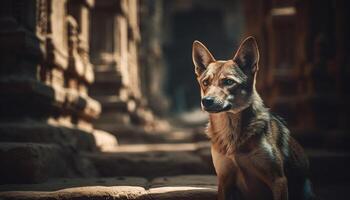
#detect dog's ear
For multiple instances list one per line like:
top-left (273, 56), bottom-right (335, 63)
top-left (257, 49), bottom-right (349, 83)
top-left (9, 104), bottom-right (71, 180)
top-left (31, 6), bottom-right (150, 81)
top-left (192, 40), bottom-right (215, 76)
top-left (233, 36), bottom-right (259, 75)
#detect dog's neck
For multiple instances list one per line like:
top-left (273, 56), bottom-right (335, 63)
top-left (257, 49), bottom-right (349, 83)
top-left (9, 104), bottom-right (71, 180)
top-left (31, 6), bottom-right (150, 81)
top-left (207, 93), bottom-right (267, 155)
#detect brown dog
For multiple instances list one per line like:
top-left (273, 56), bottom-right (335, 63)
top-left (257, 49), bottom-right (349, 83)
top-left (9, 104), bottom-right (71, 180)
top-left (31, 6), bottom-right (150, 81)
top-left (192, 37), bottom-right (315, 200)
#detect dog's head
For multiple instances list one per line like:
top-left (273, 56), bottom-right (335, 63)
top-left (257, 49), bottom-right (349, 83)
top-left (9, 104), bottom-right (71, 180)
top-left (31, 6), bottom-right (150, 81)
top-left (192, 37), bottom-right (259, 114)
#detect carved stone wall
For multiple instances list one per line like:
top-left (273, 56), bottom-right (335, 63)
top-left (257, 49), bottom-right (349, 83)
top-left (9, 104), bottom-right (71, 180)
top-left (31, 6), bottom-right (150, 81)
top-left (0, 0), bottom-right (116, 184)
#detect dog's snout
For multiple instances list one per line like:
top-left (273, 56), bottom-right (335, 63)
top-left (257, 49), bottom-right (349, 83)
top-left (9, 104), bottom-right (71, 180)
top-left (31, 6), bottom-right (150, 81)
top-left (202, 96), bottom-right (215, 107)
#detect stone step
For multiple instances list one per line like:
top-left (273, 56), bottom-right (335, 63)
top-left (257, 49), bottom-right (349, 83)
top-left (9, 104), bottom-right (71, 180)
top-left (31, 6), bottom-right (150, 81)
top-left (0, 142), bottom-right (96, 184)
top-left (0, 122), bottom-right (97, 151)
top-left (1, 175), bottom-right (350, 200)
top-left (86, 142), bottom-right (350, 183)
top-left (0, 175), bottom-right (217, 200)
top-left (96, 124), bottom-right (207, 144)
top-left (84, 143), bottom-right (214, 178)
top-left (95, 95), bottom-right (135, 113)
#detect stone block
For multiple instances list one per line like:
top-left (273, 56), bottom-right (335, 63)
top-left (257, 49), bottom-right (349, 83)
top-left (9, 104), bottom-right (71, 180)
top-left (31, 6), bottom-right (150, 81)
top-left (150, 175), bottom-right (217, 188)
top-left (92, 130), bottom-right (118, 151)
top-left (149, 175), bottom-right (217, 200)
top-left (0, 175), bottom-right (218, 200)
top-left (0, 143), bottom-right (76, 184)
top-left (148, 186), bottom-right (216, 200)
top-left (0, 177), bottom-right (148, 192)
top-left (0, 186), bottom-right (146, 200)
top-left (0, 122), bottom-right (97, 151)
top-left (85, 150), bottom-right (212, 178)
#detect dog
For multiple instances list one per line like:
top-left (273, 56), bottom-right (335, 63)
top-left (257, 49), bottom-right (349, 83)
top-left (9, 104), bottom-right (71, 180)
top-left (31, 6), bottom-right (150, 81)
top-left (192, 37), bottom-right (315, 200)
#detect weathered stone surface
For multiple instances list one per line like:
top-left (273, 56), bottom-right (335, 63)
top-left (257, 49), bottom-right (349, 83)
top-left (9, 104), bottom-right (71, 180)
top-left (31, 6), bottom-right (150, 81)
top-left (149, 186), bottom-right (217, 200)
top-left (0, 175), bottom-right (219, 200)
top-left (99, 124), bottom-right (208, 144)
top-left (149, 175), bottom-right (217, 200)
top-left (0, 185), bottom-right (218, 200)
top-left (0, 122), bottom-right (97, 151)
top-left (0, 143), bottom-right (76, 184)
top-left (0, 186), bottom-right (146, 200)
top-left (108, 143), bottom-right (198, 153)
top-left (150, 175), bottom-right (217, 188)
top-left (0, 177), bottom-right (148, 192)
top-left (92, 130), bottom-right (118, 151)
top-left (0, 79), bottom-right (100, 121)
top-left (85, 149), bottom-right (213, 178)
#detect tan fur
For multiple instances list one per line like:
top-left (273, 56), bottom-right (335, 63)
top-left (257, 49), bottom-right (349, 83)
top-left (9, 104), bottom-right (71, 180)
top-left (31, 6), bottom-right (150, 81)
top-left (209, 112), bottom-right (288, 200)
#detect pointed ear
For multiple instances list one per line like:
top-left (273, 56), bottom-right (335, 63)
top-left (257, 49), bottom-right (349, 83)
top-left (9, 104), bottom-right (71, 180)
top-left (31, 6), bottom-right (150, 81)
top-left (233, 36), bottom-right (260, 74)
top-left (192, 40), bottom-right (215, 76)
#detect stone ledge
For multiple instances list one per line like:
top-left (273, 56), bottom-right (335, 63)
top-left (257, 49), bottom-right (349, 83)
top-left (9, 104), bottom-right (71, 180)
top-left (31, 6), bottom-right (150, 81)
top-left (0, 186), bottom-right (146, 200)
top-left (0, 186), bottom-right (217, 200)
top-left (85, 150), bottom-right (214, 178)
top-left (0, 79), bottom-right (101, 121)
top-left (0, 143), bottom-right (77, 184)
top-left (97, 125), bottom-right (206, 144)
top-left (92, 130), bottom-right (119, 151)
top-left (150, 175), bottom-right (217, 189)
top-left (1, 175), bottom-right (350, 200)
top-left (0, 177), bottom-right (148, 192)
top-left (148, 186), bottom-right (216, 200)
top-left (0, 175), bottom-right (218, 200)
top-left (0, 122), bottom-right (97, 151)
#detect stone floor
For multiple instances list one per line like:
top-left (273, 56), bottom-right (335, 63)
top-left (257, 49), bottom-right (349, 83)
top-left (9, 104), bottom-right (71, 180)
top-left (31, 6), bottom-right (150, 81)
top-left (0, 175), bottom-right (217, 200)
top-left (1, 141), bottom-right (350, 199)
top-left (1, 111), bottom-right (350, 199)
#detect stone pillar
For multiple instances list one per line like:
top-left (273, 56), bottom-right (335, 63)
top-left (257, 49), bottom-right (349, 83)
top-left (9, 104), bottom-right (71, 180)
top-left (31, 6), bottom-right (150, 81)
top-left (0, 0), bottom-right (116, 184)
top-left (90, 0), bottom-right (135, 132)
top-left (90, 0), bottom-right (157, 143)
top-left (139, 0), bottom-right (169, 116)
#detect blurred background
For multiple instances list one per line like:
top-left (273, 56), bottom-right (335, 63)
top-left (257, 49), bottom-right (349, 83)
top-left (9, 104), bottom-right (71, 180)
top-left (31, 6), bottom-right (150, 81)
top-left (0, 0), bottom-right (350, 199)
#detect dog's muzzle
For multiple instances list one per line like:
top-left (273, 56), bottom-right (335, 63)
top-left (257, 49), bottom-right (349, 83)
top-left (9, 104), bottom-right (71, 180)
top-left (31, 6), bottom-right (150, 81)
top-left (202, 97), bottom-right (232, 113)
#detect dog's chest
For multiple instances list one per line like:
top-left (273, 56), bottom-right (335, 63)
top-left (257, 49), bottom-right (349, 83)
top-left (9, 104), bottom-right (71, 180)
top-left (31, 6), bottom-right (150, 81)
top-left (211, 145), bottom-right (273, 200)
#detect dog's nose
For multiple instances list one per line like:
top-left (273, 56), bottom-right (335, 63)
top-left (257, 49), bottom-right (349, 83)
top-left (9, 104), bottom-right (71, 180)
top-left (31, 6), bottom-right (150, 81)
top-left (202, 97), bottom-right (215, 107)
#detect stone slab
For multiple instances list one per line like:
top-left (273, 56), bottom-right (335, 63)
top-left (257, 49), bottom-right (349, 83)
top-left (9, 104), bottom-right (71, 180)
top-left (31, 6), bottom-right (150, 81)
top-left (0, 122), bottom-right (97, 151)
top-left (0, 143), bottom-right (76, 184)
top-left (0, 186), bottom-right (146, 200)
top-left (0, 175), bottom-right (218, 200)
top-left (85, 150), bottom-right (213, 178)
top-left (150, 175), bottom-right (217, 188)
top-left (92, 130), bottom-right (118, 151)
top-left (149, 186), bottom-right (216, 200)
top-left (0, 177), bottom-right (148, 192)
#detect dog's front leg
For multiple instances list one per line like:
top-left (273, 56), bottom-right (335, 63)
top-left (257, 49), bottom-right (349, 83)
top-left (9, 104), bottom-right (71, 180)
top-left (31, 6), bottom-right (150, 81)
top-left (271, 176), bottom-right (288, 200)
top-left (217, 175), bottom-right (238, 200)
top-left (211, 147), bottom-right (240, 200)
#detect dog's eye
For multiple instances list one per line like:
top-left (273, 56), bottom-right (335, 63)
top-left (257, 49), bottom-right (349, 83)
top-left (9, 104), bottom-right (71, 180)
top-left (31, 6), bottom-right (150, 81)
top-left (223, 79), bottom-right (235, 86)
top-left (202, 79), bottom-right (209, 86)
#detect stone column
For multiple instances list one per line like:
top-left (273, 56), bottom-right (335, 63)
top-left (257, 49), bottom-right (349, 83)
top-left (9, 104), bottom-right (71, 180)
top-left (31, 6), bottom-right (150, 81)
top-left (90, 0), bottom-right (135, 133)
top-left (90, 0), bottom-right (157, 143)
top-left (139, 0), bottom-right (169, 116)
top-left (0, 0), bottom-right (116, 184)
